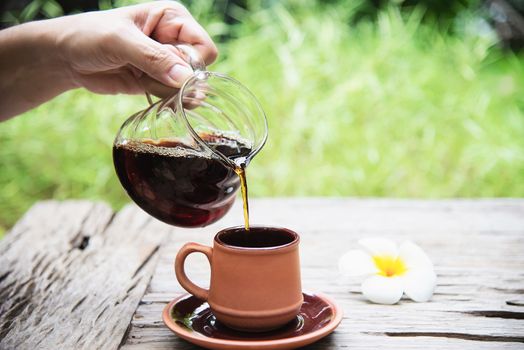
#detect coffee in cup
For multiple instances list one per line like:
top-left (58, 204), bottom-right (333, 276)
top-left (174, 226), bottom-right (302, 332)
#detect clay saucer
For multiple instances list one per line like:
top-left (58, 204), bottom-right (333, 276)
top-left (162, 292), bottom-right (343, 350)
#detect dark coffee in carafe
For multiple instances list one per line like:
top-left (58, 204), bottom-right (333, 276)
top-left (113, 134), bottom-right (251, 227)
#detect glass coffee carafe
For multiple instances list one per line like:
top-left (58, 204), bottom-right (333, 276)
top-left (113, 45), bottom-right (267, 228)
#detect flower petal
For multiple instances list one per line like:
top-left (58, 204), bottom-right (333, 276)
top-left (398, 240), bottom-right (433, 270)
top-left (402, 268), bottom-right (437, 302)
top-left (358, 238), bottom-right (398, 257)
top-left (339, 249), bottom-right (378, 276)
top-left (361, 275), bottom-right (403, 305)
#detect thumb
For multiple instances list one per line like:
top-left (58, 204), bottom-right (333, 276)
top-left (119, 29), bottom-right (193, 88)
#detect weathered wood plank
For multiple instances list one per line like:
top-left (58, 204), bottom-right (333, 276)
top-left (0, 201), bottom-right (171, 350)
top-left (121, 198), bottom-right (524, 349)
top-left (1, 199), bottom-right (523, 349)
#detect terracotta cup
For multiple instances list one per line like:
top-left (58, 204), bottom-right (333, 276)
top-left (175, 226), bottom-right (303, 332)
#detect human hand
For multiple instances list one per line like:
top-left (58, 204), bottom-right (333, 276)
top-left (55, 1), bottom-right (217, 97)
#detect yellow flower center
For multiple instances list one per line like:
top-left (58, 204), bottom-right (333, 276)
top-left (373, 255), bottom-right (407, 277)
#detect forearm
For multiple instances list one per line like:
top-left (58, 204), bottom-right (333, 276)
top-left (0, 2), bottom-right (218, 121)
top-left (0, 19), bottom-right (76, 121)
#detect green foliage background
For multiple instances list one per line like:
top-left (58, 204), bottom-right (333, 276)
top-left (1, 1), bottom-right (523, 236)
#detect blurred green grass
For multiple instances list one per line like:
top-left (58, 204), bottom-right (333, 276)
top-left (1, 5), bottom-right (523, 236)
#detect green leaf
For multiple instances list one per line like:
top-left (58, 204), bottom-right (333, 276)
top-left (41, 0), bottom-right (63, 18)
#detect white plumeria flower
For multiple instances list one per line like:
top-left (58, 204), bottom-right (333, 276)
top-left (339, 238), bottom-right (437, 305)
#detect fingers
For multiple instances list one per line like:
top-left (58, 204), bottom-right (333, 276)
top-left (106, 1), bottom-right (218, 94)
top-left (117, 27), bottom-right (194, 88)
top-left (147, 4), bottom-right (218, 65)
top-left (182, 90), bottom-right (206, 110)
top-left (76, 68), bottom-right (144, 95)
top-left (138, 74), bottom-right (178, 99)
top-left (138, 73), bottom-right (207, 110)
top-left (153, 15), bottom-right (218, 65)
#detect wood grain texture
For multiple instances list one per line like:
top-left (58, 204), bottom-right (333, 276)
top-left (0, 201), bottom-right (171, 350)
top-left (1, 199), bottom-right (523, 350)
top-left (120, 198), bottom-right (524, 350)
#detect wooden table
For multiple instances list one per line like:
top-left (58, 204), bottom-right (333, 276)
top-left (0, 199), bottom-right (523, 349)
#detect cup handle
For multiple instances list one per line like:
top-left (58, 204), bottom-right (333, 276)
top-left (175, 242), bottom-right (213, 301)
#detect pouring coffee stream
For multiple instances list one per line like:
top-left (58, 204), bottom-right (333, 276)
top-left (235, 165), bottom-right (250, 230)
top-left (113, 44), bottom-right (267, 230)
top-left (143, 93), bottom-right (252, 231)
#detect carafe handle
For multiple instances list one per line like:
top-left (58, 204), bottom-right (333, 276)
top-left (145, 44), bottom-right (206, 105)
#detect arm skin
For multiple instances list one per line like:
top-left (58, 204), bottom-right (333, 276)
top-left (0, 1), bottom-right (217, 121)
top-left (0, 20), bottom-right (73, 120)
